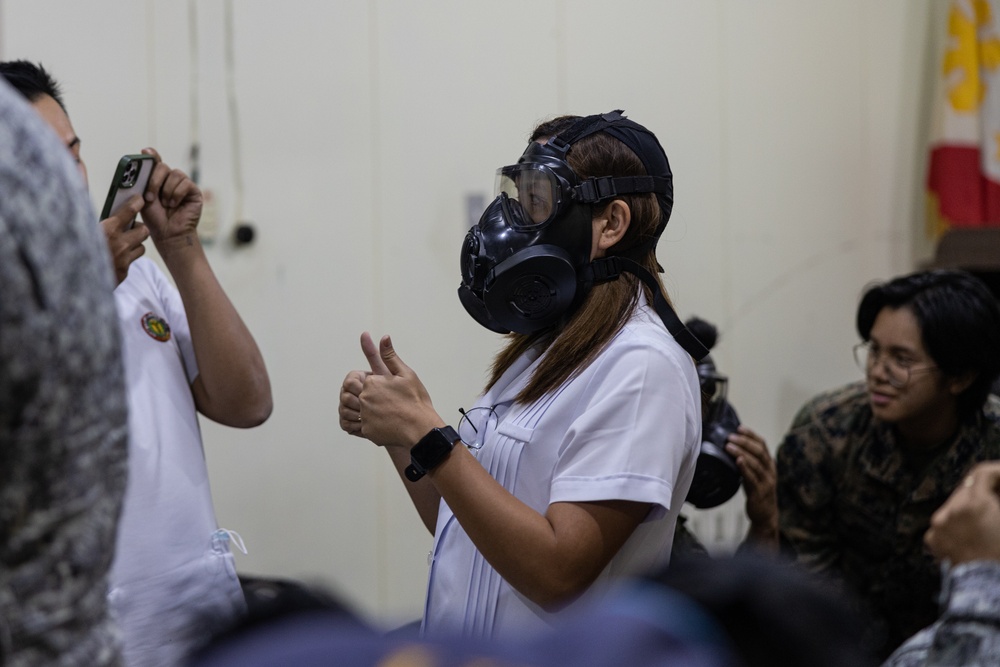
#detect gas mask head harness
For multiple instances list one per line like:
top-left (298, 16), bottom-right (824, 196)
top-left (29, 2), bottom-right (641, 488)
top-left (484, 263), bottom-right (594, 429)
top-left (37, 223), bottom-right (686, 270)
top-left (458, 110), bottom-right (709, 361)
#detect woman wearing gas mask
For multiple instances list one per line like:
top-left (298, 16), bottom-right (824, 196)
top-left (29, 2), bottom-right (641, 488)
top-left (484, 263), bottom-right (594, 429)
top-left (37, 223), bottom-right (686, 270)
top-left (339, 111), bottom-right (706, 639)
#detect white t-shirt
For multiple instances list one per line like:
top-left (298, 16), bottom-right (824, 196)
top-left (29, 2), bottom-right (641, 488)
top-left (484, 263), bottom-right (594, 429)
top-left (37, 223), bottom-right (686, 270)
top-left (423, 295), bottom-right (702, 639)
top-left (108, 258), bottom-right (244, 667)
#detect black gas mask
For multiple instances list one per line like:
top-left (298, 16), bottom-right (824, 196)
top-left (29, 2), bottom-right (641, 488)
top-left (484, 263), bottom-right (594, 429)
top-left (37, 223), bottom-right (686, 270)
top-left (457, 138), bottom-right (593, 334)
top-left (684, 318), bottom-right (743, 509)
top-left (458, 110), bottom-right (709, 360)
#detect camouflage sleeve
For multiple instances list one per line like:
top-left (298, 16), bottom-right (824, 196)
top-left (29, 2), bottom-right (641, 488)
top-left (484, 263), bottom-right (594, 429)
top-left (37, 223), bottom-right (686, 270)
top-left (0, 82), bottom-right (127, 666)
top-left (776, 413), bottom-right (841, 574)
top-left (881, 561), bottom-right (1000, 667)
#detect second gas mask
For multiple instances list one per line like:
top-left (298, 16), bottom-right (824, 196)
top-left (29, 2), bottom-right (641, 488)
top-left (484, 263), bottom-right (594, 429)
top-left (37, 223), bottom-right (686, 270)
top-left (686, 352), bottom-right (743, 509)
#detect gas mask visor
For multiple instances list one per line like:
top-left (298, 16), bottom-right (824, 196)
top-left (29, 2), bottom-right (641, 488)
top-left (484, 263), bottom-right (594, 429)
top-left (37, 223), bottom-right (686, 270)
top-left (494, 159), bottom-right (576, 231)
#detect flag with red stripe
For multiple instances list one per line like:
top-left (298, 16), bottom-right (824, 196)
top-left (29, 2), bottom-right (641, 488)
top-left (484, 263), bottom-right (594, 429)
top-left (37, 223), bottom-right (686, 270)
top-left (927, 0), bottom-right (1000, 237)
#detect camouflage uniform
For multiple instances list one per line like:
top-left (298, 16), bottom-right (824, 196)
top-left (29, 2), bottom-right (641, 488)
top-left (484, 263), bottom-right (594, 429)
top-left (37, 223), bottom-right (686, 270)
top-left (776, 382), bottom-right (1000, 659)
top-left (883, 561), bottom-right (1000, 667)
top-left (0, 81), bottom-right (128, 666)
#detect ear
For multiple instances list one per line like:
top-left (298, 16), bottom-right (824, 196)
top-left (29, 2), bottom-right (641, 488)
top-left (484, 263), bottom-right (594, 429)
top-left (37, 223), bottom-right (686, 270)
top-left (947, 370), bottom-right (977, 396)
top-left (592, 199), bottom-right (631, 258)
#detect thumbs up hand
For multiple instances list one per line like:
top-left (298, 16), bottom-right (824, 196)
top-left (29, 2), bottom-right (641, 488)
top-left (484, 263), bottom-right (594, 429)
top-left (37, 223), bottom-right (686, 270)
top-left (349, 332), bottom-right (443, 449)
top-left (338, 368), bottom-right (369, 437)
top-left (360, 331), bottom-right (395, 377)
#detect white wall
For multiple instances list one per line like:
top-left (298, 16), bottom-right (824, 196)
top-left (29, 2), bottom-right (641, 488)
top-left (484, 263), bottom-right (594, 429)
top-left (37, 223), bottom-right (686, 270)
top-left (0, 0), bottom-right (942, 626)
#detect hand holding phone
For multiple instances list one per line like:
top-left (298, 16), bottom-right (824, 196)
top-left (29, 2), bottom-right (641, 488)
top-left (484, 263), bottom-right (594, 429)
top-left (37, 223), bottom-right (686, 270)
top-left (99, 154), bottom-right (154, 284)
top-left (100, 154), bottom-right (155, 222)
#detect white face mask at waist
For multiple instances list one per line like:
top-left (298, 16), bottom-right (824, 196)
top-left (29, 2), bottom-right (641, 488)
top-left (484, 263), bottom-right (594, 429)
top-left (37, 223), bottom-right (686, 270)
top-left (212, 528), bottom-right (247, 555)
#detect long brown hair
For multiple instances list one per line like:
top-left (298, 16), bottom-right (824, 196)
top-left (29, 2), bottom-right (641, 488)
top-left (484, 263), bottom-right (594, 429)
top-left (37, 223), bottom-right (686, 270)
top-left (486, 116), bottom-right (670, 404)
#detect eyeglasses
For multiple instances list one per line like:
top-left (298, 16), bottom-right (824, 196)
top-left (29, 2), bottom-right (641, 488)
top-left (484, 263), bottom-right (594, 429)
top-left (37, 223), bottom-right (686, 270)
top-left (853, 341), bottom-right (937, 389)
top-left (457, 406), bottom-right (498, 450)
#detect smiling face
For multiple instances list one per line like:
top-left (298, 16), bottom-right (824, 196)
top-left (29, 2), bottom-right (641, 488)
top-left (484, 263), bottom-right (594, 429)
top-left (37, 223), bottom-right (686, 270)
top-left (865, 305), bottom-right (969, 447)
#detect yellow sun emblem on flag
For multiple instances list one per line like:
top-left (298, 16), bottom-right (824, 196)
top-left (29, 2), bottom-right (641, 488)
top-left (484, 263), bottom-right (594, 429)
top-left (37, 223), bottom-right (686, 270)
top-left (944, 0), bottom-right (1000, 112)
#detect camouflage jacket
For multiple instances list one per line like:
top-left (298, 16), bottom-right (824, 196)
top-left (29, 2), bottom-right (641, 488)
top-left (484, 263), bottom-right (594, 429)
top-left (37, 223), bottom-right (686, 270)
top-left (0, 82), bottom-right (128, 666)
top-left (776, 382), bottom-right (1000, 659)
top-left (883, 561), bottom-right (1000, 667)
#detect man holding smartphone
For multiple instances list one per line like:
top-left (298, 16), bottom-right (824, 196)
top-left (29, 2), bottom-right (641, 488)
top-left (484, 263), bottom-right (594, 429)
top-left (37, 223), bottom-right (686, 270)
top-left (0, 61), bottom-right (273, 667)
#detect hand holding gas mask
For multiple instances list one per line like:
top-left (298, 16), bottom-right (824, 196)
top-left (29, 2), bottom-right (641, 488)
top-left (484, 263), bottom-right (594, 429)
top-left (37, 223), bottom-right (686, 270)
top-left (725, 425), bottom-right (778, 547)
top-left (683, 316), bottom-right (779, 548)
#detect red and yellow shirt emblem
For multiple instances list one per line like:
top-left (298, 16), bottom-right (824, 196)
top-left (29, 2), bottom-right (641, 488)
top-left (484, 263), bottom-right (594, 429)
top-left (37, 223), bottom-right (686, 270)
top-left (141, 312), bottom-right (171, 342)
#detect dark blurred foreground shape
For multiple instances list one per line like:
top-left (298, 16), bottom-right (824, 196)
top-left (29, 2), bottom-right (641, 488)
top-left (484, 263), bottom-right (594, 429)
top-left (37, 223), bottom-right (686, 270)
top-left (0, 78), bottom-right (128, 667)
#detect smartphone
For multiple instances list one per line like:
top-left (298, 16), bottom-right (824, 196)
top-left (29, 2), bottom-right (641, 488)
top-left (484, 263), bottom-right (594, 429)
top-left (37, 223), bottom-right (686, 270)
top-left (100, 154), bottom-right (155, 223)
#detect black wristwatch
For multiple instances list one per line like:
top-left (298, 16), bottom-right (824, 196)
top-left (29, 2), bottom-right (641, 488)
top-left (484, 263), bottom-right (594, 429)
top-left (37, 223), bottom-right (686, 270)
top-left (404, 425), bottom-right (460, 482)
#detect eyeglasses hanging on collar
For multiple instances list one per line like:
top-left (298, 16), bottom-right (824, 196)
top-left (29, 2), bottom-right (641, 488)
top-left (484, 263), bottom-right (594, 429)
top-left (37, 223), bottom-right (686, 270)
top-left (457, 406), bottom-right (498, 450)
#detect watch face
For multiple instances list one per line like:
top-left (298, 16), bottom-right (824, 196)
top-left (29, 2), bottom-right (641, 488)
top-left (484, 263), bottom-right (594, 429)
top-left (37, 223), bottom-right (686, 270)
top-left (406, 426), bottom-right (459, 482)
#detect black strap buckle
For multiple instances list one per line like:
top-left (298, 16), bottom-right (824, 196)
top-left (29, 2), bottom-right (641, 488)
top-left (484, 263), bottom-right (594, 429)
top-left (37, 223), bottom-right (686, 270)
top-left (588, 256), bottom-right (622, 284)
top-left (576, 176), bottom-right (618, 202)
top-left (546, 136), bottom-right (572, 155)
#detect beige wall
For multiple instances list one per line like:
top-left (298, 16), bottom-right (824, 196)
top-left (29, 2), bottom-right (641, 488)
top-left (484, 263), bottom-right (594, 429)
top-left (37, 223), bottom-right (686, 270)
top-left (0, 0), bottom-right (943, 626)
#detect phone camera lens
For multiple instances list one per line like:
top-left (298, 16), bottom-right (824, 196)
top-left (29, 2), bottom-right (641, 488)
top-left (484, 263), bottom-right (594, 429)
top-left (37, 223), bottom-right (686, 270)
top-left (121, 161), bottom-right (139, 187)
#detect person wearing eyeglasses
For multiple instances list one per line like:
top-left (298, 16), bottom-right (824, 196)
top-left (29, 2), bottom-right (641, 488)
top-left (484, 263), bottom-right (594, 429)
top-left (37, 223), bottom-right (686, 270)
top-left (775, 269), bottom-right (1000, 660)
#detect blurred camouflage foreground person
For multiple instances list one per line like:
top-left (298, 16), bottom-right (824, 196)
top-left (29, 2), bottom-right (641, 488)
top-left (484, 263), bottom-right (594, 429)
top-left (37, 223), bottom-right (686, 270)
top-left (776, 269), bottom-right (1000, 660)
top-left (0, 78), bottom-right (128, 666)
